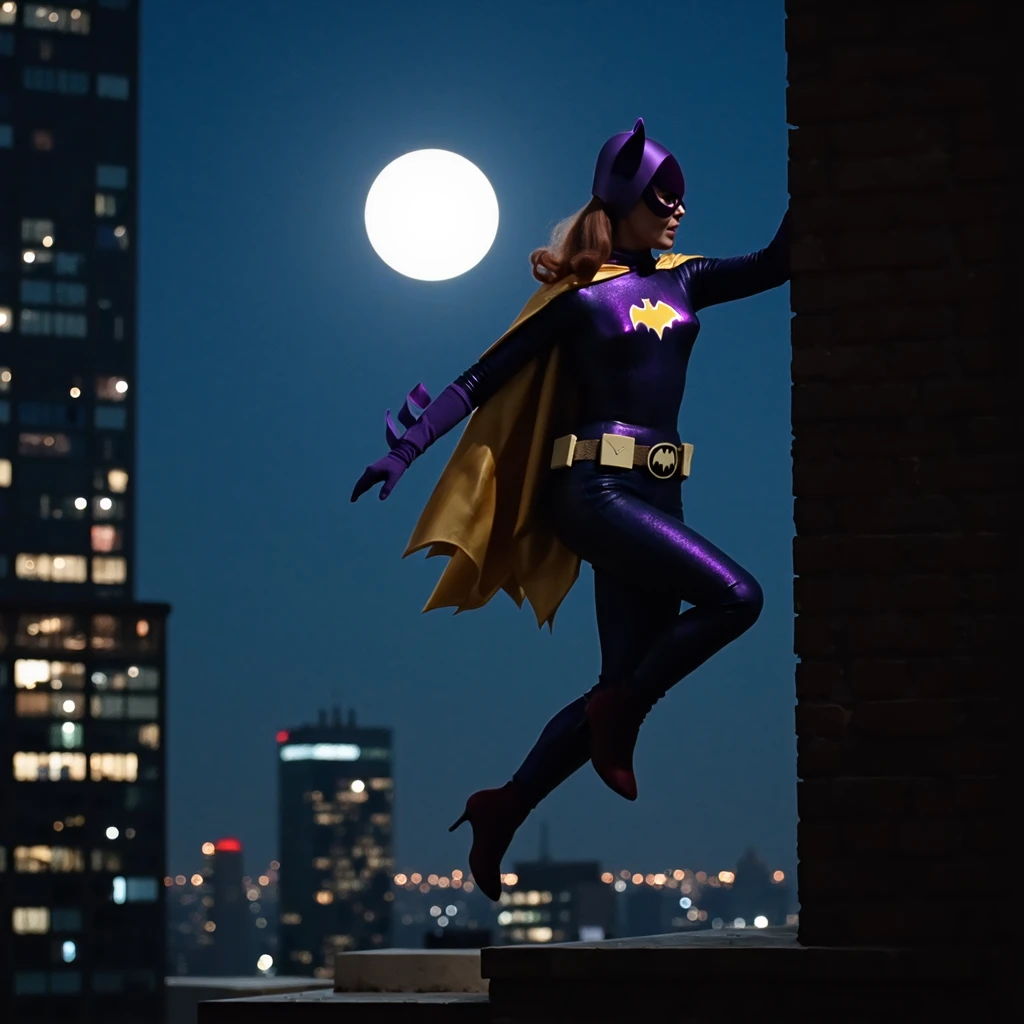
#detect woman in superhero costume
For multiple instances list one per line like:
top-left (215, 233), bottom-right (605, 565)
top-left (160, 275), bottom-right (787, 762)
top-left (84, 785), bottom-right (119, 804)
top-left (352, 119), bottom-right (788, 901)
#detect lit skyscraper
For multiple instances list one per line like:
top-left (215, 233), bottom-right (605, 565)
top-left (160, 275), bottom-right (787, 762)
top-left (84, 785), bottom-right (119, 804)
top-left (277, 708), bottom-right (393, 978)
top-left (0, 2), bottom-right (170, 1021)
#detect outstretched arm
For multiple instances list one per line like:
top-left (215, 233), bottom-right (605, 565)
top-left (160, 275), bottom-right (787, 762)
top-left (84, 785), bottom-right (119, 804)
top-left (681, 210), bottom-right (789, 311)
top-left (351, 299), bottom-right (561, 501)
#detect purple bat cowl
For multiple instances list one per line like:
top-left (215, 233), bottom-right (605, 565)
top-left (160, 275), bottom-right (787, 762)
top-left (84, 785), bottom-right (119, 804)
top-left (592, 118), bottom-right (685, 219)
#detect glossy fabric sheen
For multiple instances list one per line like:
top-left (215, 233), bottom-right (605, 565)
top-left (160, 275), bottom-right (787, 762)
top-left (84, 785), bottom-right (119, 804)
top-left (450, 220), bottom-right (788, 807)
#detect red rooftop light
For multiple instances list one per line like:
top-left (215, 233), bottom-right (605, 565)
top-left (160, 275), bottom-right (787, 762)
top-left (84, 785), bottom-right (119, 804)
top-left (276, 730), bottom-right (289, 743)
top-left (215, 838), bottom-right (242, 853)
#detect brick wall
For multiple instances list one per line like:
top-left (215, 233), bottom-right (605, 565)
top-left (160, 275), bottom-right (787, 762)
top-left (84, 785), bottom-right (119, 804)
top-left (787, 0), bottom-right (1018, 946)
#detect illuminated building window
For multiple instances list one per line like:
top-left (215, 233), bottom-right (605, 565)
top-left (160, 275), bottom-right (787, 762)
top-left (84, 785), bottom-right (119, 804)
top-left (96, 164), bottom-right (127, 189)
top-left (124, 877), bottom-right (158, 902)
top-left (0, 123), bottom-right (11, 147)
top-left (91, 525), bottom-right (122, 553)
top-left (56, 251), bottom-right (84, 276)
top-left (96, 73), bottom-right (128, 99)
top-left (0, 458), bottom-right (11, 487)
top-left (95, 405), bottom-right (127, 429)
top-left (16, 616), bottom-right (87, 651)
top-left (280, 913), bottom-right (301, 926)
top-left (57, 282), bottom-right (87, 306)
top-left (15, 554), bottom-right (88, 582)
top-left (0, 4), bottom-right (16, 26)
top-left (91, 666), bottom-right (159, 691)
top-left (96, 223), bottom-right (131, 252)
top-left (19, 432), bottom-right (73, 457)
top-left (14, 659), bottom-right (86, 689)
top-left (90, 694), bottom-right (124, 718)
top-left (96, 375), bottom-right (129, 401)
top-left (14, 846), bottom-right (84, 873)
top-left (33, 128), bottom-right (54, 150)
top-left (50, 722), bottom-right (84, 749)
top-left (91, 614), bottom-right (121, 649)
top-left (13, 907), bottom-right (50, 934)
top-left (24, 5), bottom-right (91, 33)
top-left (369, 777), bottom-right (393, 790)
top-left (0, 847), bottom-right (5, 872)
top-left (92, 850), bottom-right (122, 872)
top-left (21, 218), bottom-right (53, 243)
top-left (19, 309), bottom-right (88, 336)
top-left (126, 695), bottom-right (157, 717)
top-left (137, 724), bottom-right (160, 750)
top-left (95, 193), bottom-right (118, 216)
top-left (92, 495), bottom-right (124, 520)
top-left (15, 691), bottom-right (84, 718)
top-left (22, 279), bottom-right (54, 303)
top-left (108, 468), bottom-right (129, 493)
top-left (14, 751), bottom-right (87, 781)
top-left (92, 556), bottom-right (127, 584)
top-left (21, 246), bottom-right (52, 263)
top-left (22, 67), bottom-right (88, 93)
top-left (89, 752), bottom-right (138, 782)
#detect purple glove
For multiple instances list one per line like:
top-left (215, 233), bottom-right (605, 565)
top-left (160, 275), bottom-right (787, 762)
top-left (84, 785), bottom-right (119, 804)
top-left (350, 382), bottom-right (472, 502)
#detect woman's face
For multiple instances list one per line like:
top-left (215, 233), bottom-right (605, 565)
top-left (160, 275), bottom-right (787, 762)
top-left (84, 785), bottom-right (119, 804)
top-left (622, 187), bottom-right (685, 250)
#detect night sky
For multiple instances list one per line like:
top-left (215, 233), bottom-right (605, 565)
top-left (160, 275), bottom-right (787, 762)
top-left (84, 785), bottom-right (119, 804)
top-left (137, 0), bottom-right (794, 879)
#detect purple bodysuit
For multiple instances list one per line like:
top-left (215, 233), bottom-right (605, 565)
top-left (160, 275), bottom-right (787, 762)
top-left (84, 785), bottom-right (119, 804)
top-left (443, 216), bottom-right (789, 806)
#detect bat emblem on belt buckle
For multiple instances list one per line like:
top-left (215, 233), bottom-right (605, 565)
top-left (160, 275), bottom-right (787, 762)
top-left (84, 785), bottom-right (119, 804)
top-left (647, 442), bottom-right (679, 479)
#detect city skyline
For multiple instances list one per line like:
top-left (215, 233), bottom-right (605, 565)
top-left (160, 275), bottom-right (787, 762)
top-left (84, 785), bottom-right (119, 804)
top-left (1, 1), bottom-right (170, 1020)
top-left (137, 0), bottom-right (795, 878)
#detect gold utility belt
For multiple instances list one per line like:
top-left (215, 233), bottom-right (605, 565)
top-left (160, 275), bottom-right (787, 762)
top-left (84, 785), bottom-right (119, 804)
top-left (550, 432), bottom-right (694, 480)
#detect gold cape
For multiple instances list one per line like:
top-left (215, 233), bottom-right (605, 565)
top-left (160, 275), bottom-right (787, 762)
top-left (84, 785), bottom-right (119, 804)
top-left (403, 253), bottom-right (700, 630)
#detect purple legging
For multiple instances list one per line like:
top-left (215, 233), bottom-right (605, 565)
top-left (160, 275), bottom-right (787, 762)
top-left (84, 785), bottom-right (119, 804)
top-left (512, 424), bottom-right (762, 808)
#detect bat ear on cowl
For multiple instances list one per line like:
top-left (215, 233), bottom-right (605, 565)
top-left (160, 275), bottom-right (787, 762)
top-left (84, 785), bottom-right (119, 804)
top-left (611, 118), bottom-right (646, 180)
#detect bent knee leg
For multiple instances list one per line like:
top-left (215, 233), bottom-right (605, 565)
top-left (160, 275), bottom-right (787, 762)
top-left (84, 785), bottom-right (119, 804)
top-left (723, 574), bottom-right (764, 632)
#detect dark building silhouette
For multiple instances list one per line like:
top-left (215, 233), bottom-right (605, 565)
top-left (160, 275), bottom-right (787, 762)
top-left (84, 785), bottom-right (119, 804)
top-left (204, 839), bottom-right (251, 976)
top-left (0, 5), bottom-right (170, 1021)
top-left (698, 848), bottom-right (792, 929)
top-left (277, 707), bottom-right (393, 977)
top-left (621, 885), bottom-right (664, 938)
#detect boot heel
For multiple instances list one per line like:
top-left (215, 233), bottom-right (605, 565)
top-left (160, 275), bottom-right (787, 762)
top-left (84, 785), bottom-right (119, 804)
top-left (448, 812), bottom-right (468, 833)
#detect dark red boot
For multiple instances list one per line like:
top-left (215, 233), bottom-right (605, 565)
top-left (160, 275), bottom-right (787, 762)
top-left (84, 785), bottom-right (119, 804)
top-left (449, 781), bottom-right (530, 902)
top-left (585, 687), bottom-right (652, 801)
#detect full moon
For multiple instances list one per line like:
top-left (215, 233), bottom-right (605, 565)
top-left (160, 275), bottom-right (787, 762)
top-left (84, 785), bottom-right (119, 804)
top-left (364, 149), bottom-right (499, 282)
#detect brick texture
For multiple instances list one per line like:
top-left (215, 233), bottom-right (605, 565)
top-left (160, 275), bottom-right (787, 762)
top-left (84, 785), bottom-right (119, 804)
top-left (788, 0), bottom-right (1019, 948)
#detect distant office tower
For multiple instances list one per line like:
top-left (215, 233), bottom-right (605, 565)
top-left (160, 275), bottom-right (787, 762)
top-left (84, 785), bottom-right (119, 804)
top-left (622, 885), bottom-right (665, 938)
top-left (499, 860), bottom-right (616, 945)
top-left (277, 708), bottom-right (393, 977)
top-left (203, 839), bottom-right (251, 976)
top-left (0, 3), bottom-right (170, 1022)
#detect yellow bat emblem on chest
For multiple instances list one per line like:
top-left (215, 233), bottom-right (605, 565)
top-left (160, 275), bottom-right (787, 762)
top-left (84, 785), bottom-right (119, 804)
top-left (629, 298), bottom-right (683, 339)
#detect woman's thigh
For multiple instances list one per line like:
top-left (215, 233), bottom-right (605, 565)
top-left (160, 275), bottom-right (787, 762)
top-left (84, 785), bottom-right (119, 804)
top-left (549, 472), bottom-right (755, 609)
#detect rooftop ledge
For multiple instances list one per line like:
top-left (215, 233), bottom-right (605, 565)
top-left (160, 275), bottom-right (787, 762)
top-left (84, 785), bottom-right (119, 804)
top-left (197, 931), bottom-right (1003, 1024)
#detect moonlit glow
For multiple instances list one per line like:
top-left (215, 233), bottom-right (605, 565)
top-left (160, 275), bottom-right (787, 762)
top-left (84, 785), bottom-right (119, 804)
top-left (364, 149), bottom-right (499, 281)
